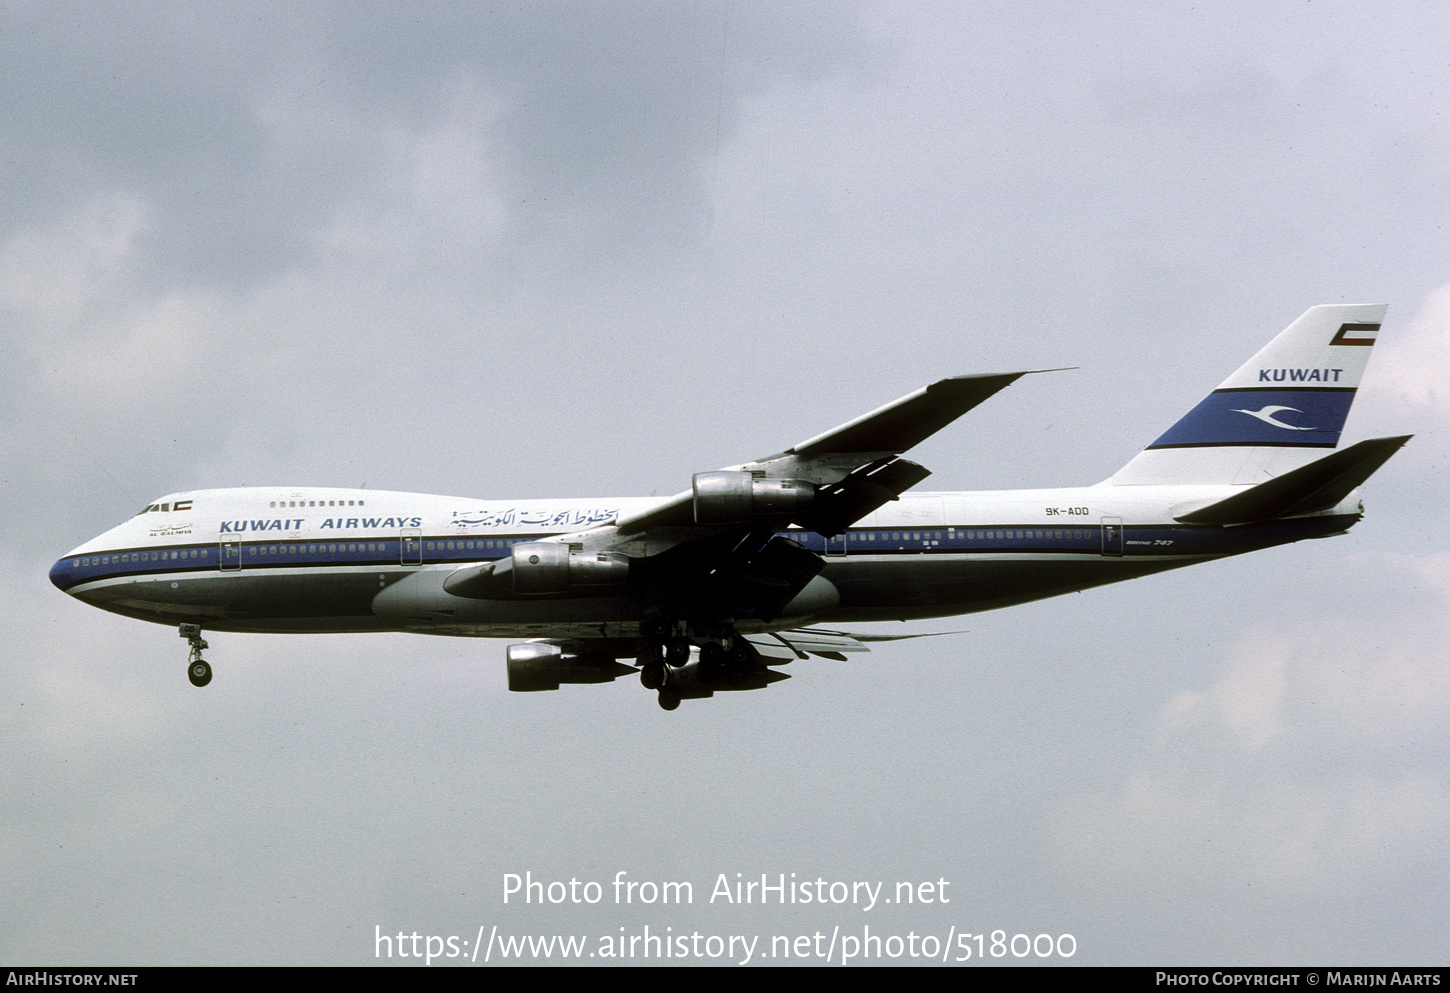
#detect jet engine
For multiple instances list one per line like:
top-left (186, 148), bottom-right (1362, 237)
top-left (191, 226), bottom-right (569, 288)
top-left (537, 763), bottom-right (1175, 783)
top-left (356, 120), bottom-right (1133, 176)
top-left (510, 542), bottom-right (631, 594)
top-left (692, 471), bottom-right (814, 524)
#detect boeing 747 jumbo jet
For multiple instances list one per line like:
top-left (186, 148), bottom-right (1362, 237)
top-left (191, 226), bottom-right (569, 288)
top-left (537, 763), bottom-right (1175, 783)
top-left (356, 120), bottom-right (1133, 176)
top-left (52, 305), bottom-right (1409, 709)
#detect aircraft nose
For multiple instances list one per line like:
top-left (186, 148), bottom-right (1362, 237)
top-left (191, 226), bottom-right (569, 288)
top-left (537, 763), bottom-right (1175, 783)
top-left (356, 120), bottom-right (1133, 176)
top-left (49, 554), bottom-right (77, 593)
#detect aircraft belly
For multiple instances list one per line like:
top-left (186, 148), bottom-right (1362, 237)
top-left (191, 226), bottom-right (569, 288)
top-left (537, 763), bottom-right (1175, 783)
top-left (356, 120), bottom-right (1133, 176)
top-left (821, 554), bottom-right (1195, 621)
top-left (75, 568), bottom-right (399, 633)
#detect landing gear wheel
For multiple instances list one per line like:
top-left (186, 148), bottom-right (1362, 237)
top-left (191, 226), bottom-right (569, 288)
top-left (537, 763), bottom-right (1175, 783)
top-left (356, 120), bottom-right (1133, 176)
top-left (728, 639), bottom-right (750, 665)
top-left (657, 685), bottom-right (681, 711)
top-left (640, 661), bottom-right (665, 690)
top-left (180, 624), bottom-right (211, 687)
top-left (665, 638), bottom-right (691, 667)
top-left (697, 642), bottom-right (724, 683)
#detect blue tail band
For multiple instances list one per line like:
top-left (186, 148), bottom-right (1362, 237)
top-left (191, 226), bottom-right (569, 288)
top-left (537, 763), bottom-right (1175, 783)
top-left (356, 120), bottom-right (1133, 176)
top-left (1147, 387), bottom-right (1356, 450)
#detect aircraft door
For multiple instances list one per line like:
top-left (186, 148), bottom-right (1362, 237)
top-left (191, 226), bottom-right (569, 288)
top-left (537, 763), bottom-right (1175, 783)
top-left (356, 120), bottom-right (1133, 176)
top-left (400, 528), bottom-right (422, 566)
top-left (220, 539), bottom-right (241, 571)
top-left (823, 533), bottom-right (848, 556)
top-left (1100, 517), bottom-right (1124, 556)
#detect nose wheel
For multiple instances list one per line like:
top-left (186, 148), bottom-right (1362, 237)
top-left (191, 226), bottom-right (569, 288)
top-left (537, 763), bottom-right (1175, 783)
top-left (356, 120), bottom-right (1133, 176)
top-left (179, 624), bottom-right (211, 688)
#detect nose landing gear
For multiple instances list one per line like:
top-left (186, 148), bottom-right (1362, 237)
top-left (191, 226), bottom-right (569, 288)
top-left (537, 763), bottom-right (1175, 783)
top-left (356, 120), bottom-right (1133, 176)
top-left (179, 623), bottom-right (211, 687)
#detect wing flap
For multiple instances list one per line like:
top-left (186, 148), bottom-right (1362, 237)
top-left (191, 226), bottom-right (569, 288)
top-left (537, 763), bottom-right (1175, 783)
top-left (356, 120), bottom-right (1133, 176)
top-left (749, 628), bottom-right (874, 660)
top-left (742, 626), bottom-right (966, 663)
top-left (797, 457), bottom-right (932, 536)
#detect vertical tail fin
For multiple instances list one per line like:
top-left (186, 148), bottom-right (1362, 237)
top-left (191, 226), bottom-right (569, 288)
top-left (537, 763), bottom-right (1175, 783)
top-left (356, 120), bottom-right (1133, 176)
top-left (1110, 304), bottom-right (1386, 486)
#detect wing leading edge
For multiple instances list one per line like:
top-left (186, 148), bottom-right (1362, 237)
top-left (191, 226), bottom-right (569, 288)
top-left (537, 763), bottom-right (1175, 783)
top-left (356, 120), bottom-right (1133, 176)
top-left (446, 370), bottom-right (1042, 617)
top-left (615, 370), bottom-right (1039, 535)
top-left (783, 371), bottom-right (1036, 457)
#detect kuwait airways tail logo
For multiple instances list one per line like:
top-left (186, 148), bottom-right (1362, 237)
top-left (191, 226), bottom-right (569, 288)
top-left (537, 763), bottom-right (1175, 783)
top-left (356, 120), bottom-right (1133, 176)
top-left (1232, 405), bottom-right (1316, 431)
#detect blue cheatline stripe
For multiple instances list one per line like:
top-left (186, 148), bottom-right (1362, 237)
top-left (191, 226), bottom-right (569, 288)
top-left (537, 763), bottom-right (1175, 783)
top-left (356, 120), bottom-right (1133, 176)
top-left (51, 517), bottom-right (1360, 593)
top-left (1148, 388), bottom-right (1355, 450)
top-left (51, 536), bottom-right (526, 590)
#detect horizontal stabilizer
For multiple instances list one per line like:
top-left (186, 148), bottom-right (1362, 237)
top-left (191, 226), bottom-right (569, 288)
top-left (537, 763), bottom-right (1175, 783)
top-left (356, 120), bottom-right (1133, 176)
top-left (1175, 435), bottom-right (1411, 525)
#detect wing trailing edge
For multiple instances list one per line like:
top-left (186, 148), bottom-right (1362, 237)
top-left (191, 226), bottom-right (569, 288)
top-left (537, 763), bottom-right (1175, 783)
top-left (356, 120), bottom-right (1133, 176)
top-left (745, 627), bottom-right (966, 662)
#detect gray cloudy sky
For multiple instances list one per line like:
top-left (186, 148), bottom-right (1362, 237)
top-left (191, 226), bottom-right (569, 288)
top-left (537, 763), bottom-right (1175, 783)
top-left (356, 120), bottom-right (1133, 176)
top-left (3, 1), bottom-right (1448, 966)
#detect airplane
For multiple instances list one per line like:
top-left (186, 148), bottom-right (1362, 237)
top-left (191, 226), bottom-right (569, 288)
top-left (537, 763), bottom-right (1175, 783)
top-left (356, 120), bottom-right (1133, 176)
top-left (50, 304), bottom-right (1410, 709)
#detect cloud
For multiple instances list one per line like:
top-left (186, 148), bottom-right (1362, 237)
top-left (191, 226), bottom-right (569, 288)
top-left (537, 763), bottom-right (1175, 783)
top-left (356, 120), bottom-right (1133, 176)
top-left (1364, 284), bottom-right (1450, 431)
top-left (278, 73), bottom-right (512, 270)
top-left (1054, 771), bottom-right (1450, 898)
top-left (0, 4), bottom-right (882, 287)
top-left (0, 194), bottom-right (152, 326)
top-left (43, 293), bottom-right (212, 404)
top-left (1051, 551), bottom-right (1450, 896)
top-left (1158, 631), bottom-right (1291, 752)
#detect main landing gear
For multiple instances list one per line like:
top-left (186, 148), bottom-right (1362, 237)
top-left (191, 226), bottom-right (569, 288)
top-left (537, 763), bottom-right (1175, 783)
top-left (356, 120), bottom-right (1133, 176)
top-left (636, 660), bottom-right (680, 710)
top-left (696, 638), bottom-right (751, 681)
top-left (638, 620), bottom-right (688, 710)
top-left (179, 623), bottom-right (211, 688)
top-left (638, 620), bottom-right (752, 710)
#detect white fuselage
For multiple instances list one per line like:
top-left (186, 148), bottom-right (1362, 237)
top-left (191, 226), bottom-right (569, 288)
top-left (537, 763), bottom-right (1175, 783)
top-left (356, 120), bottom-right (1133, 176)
top-left (51, 483), bottom-right (1362, 640)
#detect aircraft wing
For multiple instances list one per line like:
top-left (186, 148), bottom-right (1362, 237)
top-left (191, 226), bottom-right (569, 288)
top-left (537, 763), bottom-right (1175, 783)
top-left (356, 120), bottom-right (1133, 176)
top-left (780, 372), bottom-right (1034, 458)
top-left (615, 371), bottom-right (1035, 535)
top-left (505, 628), bottom-right (965, 693)
top-left (446, 372), bottom-right (1037, 616)
top-left (745, 627), bottom-right (966, 662)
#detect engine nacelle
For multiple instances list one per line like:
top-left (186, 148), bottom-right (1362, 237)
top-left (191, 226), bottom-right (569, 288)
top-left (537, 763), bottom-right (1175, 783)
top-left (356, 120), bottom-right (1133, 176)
top-left (692, 471), bottom-right (815, 524)
top-left (511, 542), bottom-right (631, 595)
